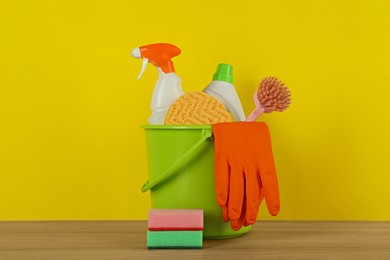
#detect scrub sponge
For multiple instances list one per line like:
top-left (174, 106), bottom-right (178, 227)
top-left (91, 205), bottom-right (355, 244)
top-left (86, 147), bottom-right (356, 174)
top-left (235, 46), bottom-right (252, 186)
top-left (147, 209), bottom-right (204, 249)
top-left (164, 91), bottom-right (231, 125)
top-left (148, 209), bottom-right (203, 231)
top-left (147, 231), bottom-right (203, 249)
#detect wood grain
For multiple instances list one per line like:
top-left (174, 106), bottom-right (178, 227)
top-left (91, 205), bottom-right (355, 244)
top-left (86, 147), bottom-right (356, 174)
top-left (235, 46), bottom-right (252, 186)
top-left (0, 221), bottom-right (389, 259)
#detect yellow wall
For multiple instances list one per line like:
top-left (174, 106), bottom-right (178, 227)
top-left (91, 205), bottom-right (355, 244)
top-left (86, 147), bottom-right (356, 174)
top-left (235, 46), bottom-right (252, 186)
top-left (1, 0), bottom-right (390, 221)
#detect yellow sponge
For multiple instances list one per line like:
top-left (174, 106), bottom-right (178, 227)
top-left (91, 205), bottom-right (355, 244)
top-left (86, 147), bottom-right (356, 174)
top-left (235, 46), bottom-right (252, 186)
top-left (164, 92), bottom-right (231, 125)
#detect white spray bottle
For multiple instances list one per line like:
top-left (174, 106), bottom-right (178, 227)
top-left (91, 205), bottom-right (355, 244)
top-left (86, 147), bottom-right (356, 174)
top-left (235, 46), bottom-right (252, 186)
top-left (203, 63), bottom-right (246, 121)
top-left (131, 43), bottom-right (184, 124)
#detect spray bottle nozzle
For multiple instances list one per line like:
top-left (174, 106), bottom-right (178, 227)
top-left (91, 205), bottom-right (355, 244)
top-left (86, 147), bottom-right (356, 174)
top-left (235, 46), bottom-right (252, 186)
top-left (131, 43), bottom-right (181, 80)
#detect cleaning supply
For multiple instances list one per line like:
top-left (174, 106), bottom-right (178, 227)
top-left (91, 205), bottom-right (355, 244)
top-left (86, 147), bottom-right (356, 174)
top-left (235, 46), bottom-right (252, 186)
top-left (131, 43), bottom-right (184, 124)
top-left (147, 231), bottom-right (203, 249)
top-left (164, 92), bottom-right (231, 125)
top-left (212, 122), bottom-right (280, 231)
top-left (246, 76), bottom-right (291, 121)
top-left (203, 64), bottom-right (246, 121)
top-left (147, 209), bottom-right (204, 249)
top-left (148, 209), bottom-right (204, 231)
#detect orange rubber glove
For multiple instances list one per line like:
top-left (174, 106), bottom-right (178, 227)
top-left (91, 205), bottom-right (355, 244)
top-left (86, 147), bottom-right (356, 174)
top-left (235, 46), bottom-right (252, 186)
top-left (212, 122), bottom-right (280, 231)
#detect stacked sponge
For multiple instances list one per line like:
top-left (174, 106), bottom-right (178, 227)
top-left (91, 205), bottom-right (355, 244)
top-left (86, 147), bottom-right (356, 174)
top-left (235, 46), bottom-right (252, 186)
top-left (147, 209), bottom-right (204, 249)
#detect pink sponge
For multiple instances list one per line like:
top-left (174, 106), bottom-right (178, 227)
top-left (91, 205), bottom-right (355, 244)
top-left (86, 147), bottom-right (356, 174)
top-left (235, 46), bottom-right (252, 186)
top-left (148, 209), bottom-right (204, 231)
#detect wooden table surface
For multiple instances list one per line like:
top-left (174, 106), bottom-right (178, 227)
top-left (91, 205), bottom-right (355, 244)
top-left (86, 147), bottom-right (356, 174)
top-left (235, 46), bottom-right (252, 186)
top-left (1, 221), bottom-right (390, 259)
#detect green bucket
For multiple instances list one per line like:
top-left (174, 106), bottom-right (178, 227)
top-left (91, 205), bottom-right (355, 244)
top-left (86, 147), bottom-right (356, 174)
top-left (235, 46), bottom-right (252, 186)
top-left (141, 125), bottom-right (251, 239)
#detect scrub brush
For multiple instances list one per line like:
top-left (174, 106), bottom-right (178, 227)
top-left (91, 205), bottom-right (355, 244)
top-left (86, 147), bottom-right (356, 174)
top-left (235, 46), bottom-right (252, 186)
top-left (246, 77), bottom-right (291, 121)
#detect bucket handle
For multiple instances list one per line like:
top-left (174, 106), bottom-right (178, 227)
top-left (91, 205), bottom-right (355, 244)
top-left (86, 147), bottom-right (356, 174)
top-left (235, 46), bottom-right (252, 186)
top-left (141, 129), bottom-right (213, 192)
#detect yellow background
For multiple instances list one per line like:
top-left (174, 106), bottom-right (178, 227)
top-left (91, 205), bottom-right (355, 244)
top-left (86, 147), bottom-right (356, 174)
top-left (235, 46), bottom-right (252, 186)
top-left (1, 0), bottom-right (390, 221)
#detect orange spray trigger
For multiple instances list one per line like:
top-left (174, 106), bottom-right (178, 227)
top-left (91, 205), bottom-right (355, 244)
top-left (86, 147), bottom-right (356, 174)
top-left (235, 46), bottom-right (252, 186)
top-left (132, 43), bottom-right (181, 79)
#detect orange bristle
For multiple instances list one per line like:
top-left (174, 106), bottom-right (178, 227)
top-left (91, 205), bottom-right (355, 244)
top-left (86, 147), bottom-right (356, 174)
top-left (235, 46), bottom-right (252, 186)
top-left (257, 77), bottom-right (291, 113)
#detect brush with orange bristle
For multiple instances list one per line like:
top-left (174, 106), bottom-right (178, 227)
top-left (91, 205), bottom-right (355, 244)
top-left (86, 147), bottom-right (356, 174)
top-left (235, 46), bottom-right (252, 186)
top-left (246, 77), bottom-right (291, 121)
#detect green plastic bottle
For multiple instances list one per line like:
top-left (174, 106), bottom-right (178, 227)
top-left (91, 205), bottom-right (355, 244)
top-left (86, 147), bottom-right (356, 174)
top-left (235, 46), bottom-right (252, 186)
top-left (203, 64), bottom-right (246, 121)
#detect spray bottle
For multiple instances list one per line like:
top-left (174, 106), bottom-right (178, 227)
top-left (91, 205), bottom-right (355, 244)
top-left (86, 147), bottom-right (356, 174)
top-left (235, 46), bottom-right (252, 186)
top-left (203, 64), bottom-right (246, 121)
top-left (131, 43), bottom-right (184, 124)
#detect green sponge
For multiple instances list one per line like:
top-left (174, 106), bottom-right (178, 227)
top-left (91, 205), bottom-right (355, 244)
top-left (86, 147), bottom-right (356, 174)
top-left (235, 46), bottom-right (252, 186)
top-left (147, 230), bottom-right (203, 249)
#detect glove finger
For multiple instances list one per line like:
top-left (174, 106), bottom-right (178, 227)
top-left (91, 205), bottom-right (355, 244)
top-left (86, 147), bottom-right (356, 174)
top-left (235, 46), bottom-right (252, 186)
top-left (258, 164), bottom-right (280, 216)
top-left (228, 165), bottom-right (244, 221)
top-left (214, 152), bottom-right (230, 207)
top-left (231, 192), bottom-right (247, 231)
top-left (257, 127), bottom-right (280, 216)
top-left (245, 187), bottom-right (265, 227)
top-left (231, 214), bottom-right (244, 231)
top-left (244, 173), bottom-right (265, 227)
top-left (244, 165), bottom-right (262, 225)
